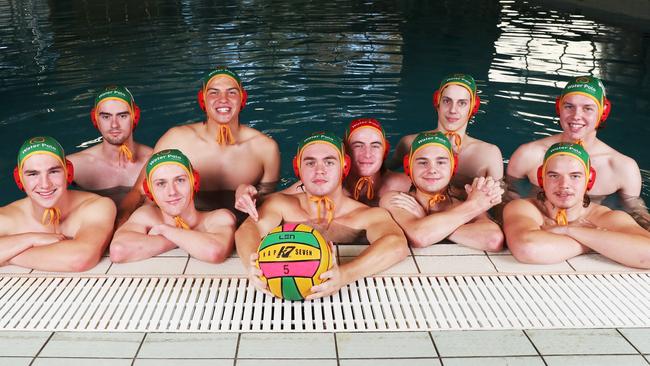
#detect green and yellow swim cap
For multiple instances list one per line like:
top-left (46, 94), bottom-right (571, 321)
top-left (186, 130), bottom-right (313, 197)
top-left (145, 149), bottom-right (196, 202)
top-left (437, 73), bottom-right (479, 118)
top-left (94, 85), bottom-right (136, 111)
top-left (17, 136), bottom-right (66, 172)
top-left (559, 75), bottom-right (607, 122)
top-left (295, 131), bottom-right (347, 178)
top-left (406, 132), bottom-right (455, 178)
top-left (541, 142), bottom-right (593, 190)
top-left (202, 67), bottom-right (243, 91)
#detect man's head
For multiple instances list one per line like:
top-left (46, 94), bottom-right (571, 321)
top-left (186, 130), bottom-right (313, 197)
top-left (404, 132), bottom-right (456, 194)
top-left (556, 76), bottom-right (611, 140)
top-left (433, 74), bottom-right (480, 131)
top-left (537, 142), bottom-right (596, 209)
top-left (198, 67), bottom-right (247, 124)
top-left (293, 132), bottom-right (350, 197)
top-left (14, 136), bottom-right (73, 208)
top-left (91, 86), bottom-right (140, 145)
top-left (345, 118), bottom-right (389, 177)
top-left (143, 149), bottom-right (200, 216)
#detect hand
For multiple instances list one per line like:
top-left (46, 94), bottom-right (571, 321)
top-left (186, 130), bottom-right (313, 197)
top-left (465, 176), bottom-right (504, 210)
top-left (235, 184), bottom-right (259, 222)
top-left (29, 232), bottom-right (66, 247)
top-left (306, 242), bottom-right (344, 300)
top-left (248, 253), bottom-right (272, 296)
top-left (148, 224), bottom-right (171, 237)
top-left (389, 192), bottom-right (426, 218)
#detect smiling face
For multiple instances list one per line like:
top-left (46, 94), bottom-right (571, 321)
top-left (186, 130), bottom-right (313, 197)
top-left (542, 154), bottom-right (587, 209)
top-left (21, 154), bottom-right (67, 208)
top-left (150, 164), bottom-right (193, 216)
top-left (411, 145), bottom-right (452, 194)
top-left (96, 99), bottom-right (133, 145)
top-left (437, 84), bottom-right (472, 131)
top-left (299, 143), bottom-right (342, 197)
top-left (558, 93), bottom-right (599, 141)
top-left (204, 75), bottom-right (243, 124)
top-left (348, 127), bottom-right (385, 177)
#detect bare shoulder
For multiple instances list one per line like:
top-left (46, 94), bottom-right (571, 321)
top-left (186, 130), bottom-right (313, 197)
top-left (135, 143), bottom-right (154, 157)
top-left (155, 123), bottom-right (203, 149)
top-left (504, 198), bottom-right (541, 220)
top-left (465, 136), bottom-right (502, 155)
top-left (71, 191), bottom-right (116, 216)
top-left (203, 208), bottom-right (237, 228)
top-left (507, 136), bottom-right (556, 176)
top-left (241, 126), bottom-right (279, 151)
top-left (382, 171), bottom-right (412, 192)
top-left (348, 205), bottom-right (392, 227)
top-left (67, 144), bottom-right (102, 164)
top-left (0, 199), bottom-right (27, 231)
top-left (125, 204), bottom-right (162, 226)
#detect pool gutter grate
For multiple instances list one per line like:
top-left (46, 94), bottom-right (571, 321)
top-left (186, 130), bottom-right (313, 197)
top-left (0, 273), bottom-right (648, 332)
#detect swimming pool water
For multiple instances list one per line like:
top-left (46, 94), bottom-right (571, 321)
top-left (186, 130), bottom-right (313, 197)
top-left (1, 0), bottom-right (648, 204)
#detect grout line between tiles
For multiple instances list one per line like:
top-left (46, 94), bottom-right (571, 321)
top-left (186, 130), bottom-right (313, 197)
top-left (522, 329), bottom-right (549, 366)
top-left (616, 328), bottom-right (647, 356)
top-left (28, 331), bottom-right (54, 366)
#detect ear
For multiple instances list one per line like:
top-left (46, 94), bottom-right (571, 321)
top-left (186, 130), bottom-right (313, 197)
top-left (142, 179), bottom-right (154, 202)
top-left (470, 94), bottom-right (481, 117)
top-left (292, 155), bottom-right (300, 178)
top-left (65, 159), bottom-right (74, 185)
top-left (432, 90), bottom-right (441, 109)
top-left (555, 96), bottom-right (561, 116)
top-left (197, 89), bottom-right (206, 112)
top-left (90, 107), bottom-right (98, 129)
top-left (192, 169), bottom-right (201, 193)
top-left (240, 88), bottom-right (248, 110)
top-left (132, 104), bottom-right (141, 130)
top-left (536, 165), bottom-right (544, 188)
top-left (587, 166), bottom-right (596, 191)
top-left (13, 166), bottom-right (24, 191)
top-left (403, 154), bottom-right (411, 178)
top-left (342, 154), bottom-right (351, 178)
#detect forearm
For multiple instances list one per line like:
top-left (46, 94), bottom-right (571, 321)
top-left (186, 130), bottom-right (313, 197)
top-left (341, 233), bottom-right (408, 283)
top-left (448, 220), bottom-right (504, 252)
top-left (234, 219), bottom-right (262, 268)
top-left (110, 232), bottom-right (176, 263)
top-left (10, 240), bottom-right (105, 272)
top-left (0, 234), bottom-right (37, 264)
top-left (407, 201), bottom-right (485, 247)
top-left (567, 226), bottom-right (650, 268)
top-left (621, 195), bottom-right (650, 231)
top-left (508, 230), bottom-right (588, 264)
top-left (162, 227), bottom-right (232, 263)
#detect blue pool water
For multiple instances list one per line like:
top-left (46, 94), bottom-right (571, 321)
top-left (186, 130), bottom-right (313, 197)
top-left (1, 0), bottom-right (648, 204)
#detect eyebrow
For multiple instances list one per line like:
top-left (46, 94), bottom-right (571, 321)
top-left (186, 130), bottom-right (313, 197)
top-left (546, 170), bottom-right (583, 175)
top-left (98, 110), bottom-right (129, 115)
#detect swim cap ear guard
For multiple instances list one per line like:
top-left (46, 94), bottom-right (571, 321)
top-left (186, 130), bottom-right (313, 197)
top-left (13, 159), bottom-right (75, 192)
top-left (197, 86), bottom-right (248, 112)
top-left (433, 90), bottom-right (481, 118)
top-left (536, 165), bottom-right (596, 191)
top-left (142, 169), bottom-right (201, 202)
top-left (292, 154), bottom-right (351, 179)
top-left (402, 153), bottom-right (458, 178)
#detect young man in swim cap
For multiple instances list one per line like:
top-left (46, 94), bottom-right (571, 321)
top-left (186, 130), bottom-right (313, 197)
top-left (235, 132), bottom-right (408, 299)
top-left (110, 149), bottom-right (235, 263)
top-left (0, 136), bottom-right (116, 272)
top-left (68, 85), bottom-right (153, 205)
top-left (507, 75), bottom-right (650, 230)
top-left (118, 67), bottom-right (280, 225)
top-left (505, 142), bottom-right (650, 267)
top-left (282, 118), bottom-right (411, 206)
top-left (380, 132), bottom-right (504, 250)
top-left (388, 74), bottom-right (504, 191)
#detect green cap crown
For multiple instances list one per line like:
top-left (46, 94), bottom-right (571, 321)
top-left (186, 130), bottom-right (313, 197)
top-left (94, 85), bottom-right (135, 108)
top-left (297, 131), bottom-right (344, 157)
top-left (543, 142), bottom-right (590, 171)
top-left (560, 76), bottom-right (606, 107)
top-left (439, 73), bottom-right (477, 97)
top-left (146, 149), bottom-right (193, 180)
top-left (408, 132), bottom-right (455, 177)
top-left (202, 67), bottom-right (242, 89)
top-left (17, 136), bottom-right (66, 169)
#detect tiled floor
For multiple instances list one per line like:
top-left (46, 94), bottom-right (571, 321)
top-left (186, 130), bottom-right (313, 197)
top-left (2, 242), bottom-right (650, 365)
top-left (1, 329), bottom-right (648, 365)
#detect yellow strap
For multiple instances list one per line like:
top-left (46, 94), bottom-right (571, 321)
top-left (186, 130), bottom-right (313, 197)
top-left (41, 207), bottom-right (61, 230)
top-left (174, 216), bottom-right (190, 230)
top-left (217, 125), bottom-right (235, 145)
top-left (445, 131), bottom-right (462, 151)
top-left (574, 139), bottom-right (584, 146)
top-left (555, 209), bottom-right (568, 226)
top-left (353, 176), bottom-right (374, 201)
top-left (427, 193), bottom-right (447, 211)
top-left (309, 195), bottom-right (335, 224)
top-left (119, 144), bottom-right (134, 162)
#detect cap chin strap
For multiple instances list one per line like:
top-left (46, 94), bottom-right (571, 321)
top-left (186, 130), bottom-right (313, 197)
top-left (353, 176), bottom-right (374, 201)
top-left (42, 207), bottom-right (61, 231)
top-left (555, 209), bottom-right (568, 226)
top-left (217, 125), bottom-right (235, 145)
top-left (119, 144), bottom-right (134, 163)
top-left (174, 216), bottom-right (190, 230)
top-left (444, 131), bottom-right (462, 151)
top-left (309, 195), bottom-right (335, 224)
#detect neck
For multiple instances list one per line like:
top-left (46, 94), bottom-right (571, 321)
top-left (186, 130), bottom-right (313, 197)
top-left (561, 131), bottom-right (597, 147)
top-left (161, 204), bottom-right (199, 229)
top-left (305, 186), bottom-right (344, 221)
top-left (30, 194), bottom-right (68, 227)
top-left (414, 187), bottom-right (448, 213)
top-left (542, 199), bottom-right (584, 224)
top-left (101, 138), bottom-right (136, 163)
top-left (206, 118), bottom-right (240, 139)
top-left (435, 120), bottom-right (468, 135)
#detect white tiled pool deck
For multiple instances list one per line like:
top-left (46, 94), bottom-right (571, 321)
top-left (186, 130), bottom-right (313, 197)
top-left (2, 243), bottom-right (650, 365)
